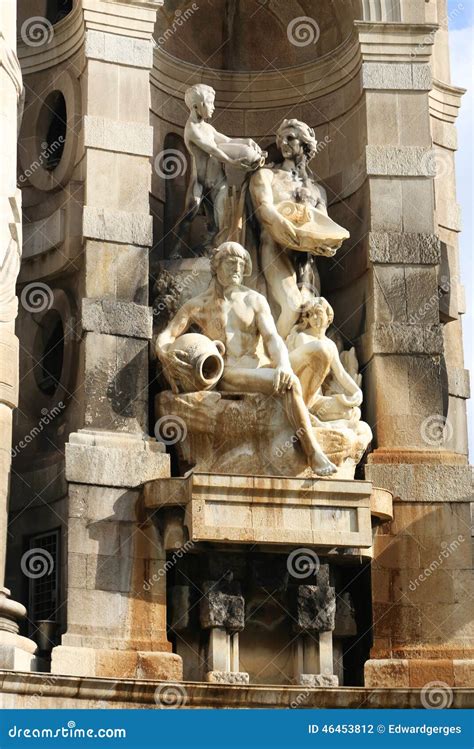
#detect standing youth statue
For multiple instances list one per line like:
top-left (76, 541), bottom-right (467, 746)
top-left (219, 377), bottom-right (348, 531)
top-left (249, 119), bottom-right (349, 338)
top-left (171, 84), bottom-right (266, 255)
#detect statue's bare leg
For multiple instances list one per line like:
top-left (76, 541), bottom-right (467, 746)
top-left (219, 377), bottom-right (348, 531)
top-left (289, 341), bottom-right (333, 404)
top-left (260, 233), bottom-right (302, 339)
top-left (220, 367), bottom-right (337, 476)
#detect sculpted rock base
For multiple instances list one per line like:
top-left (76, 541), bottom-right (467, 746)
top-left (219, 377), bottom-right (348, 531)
top-left (157, 391), bottom-right (371, 479)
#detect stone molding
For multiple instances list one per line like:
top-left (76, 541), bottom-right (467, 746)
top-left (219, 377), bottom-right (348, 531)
top-left (81, 298), bottom-right (153, 339)
top-left (430, 78), bottom-right (465, 124)
top-left (22, 208), bottom-right (65, 259)
top-left (447, 368), bottom-right (471, 400)
top-left (83, 116), bottom-right (154, 156)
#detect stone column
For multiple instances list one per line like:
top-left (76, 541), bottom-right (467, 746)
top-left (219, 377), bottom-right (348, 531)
top-left (200, 579), bottom-right (249, 684)
top-left (354, 18), bottom-right (473, 687)
top-left (0, 0), bottom-right (37, 669)
top-left (50, 0), bottom-right (181, 680)
top-left (293, 566), bottom-right (338, 687)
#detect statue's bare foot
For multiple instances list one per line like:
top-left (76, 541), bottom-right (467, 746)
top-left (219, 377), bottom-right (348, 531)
top-left (310, 453), bottom-right (337, 477)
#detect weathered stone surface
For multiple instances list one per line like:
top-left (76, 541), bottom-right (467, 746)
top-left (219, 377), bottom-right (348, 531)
top-left (299, 673), bottom-right (339, 687)
top-left (200, 581), bottom-right (245, 631)
top-left (364, 659), bottom-right (410, 688)
top-left (206, 671), bottom-right (249, 684)
top-left (369, 232), bottom-right (441, 265)
top-left (447, 368), bottom-right (471, 399)
top-left (83, 207), bottom-right (152, 246)
top-left (66, 430), bottom-right (169, 488)
top-left (365, 465), bottom-right (473, 504)
top-left (84, 116), bottom-right (154, 157)
top-left (169, 586), bottom-right (191, 632)
top-left (51, 646), bottom-right (182, 681)
top-left (362, 63), bottom-right (431, 91)
top-left (368, 322), bottom-right (444, 355)
top-left (85, 30), bottom-right (153, 68)
top-left (81, 298), bottom-right (153, 339)
top-left (366, 146), bottom-right (435, 176)
top-left (296, 577), bottom-right (336, 633)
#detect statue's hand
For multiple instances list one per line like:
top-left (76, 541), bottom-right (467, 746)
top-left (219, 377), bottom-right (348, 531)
top-left (161, 350), bottom-right (193, 394)
top-left (275, 217), bottom-right (299, 247)
top-left (273, 365), bottom-right (297, 394)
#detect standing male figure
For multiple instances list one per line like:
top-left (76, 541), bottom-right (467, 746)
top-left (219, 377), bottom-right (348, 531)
top-left (250, 119), bottom-right (348, 339)
top-left (156, 241), bottom-right (337, 477)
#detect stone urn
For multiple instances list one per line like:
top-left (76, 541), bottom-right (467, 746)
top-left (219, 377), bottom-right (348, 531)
top-left (167, 333), bottom-right (225, 392)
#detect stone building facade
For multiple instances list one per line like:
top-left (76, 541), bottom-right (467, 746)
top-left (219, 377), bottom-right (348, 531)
top-left (0, 0), bottom-right (472, 707)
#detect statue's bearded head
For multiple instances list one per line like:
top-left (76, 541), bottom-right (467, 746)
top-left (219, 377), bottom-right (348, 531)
top-left (184, 84), bottom-right (216, 120)
top-left (210, 242), bottom-right (252, 287)
top-left (276, 119), bottom-right (317, 163)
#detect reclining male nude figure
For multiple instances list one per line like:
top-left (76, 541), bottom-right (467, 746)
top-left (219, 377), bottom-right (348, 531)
top-left (156, 241), bottom-right (337, 477)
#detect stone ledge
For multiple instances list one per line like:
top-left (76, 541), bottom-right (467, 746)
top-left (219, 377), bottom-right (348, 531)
top-left (51, 646), bottom-right (181, 681)
top-left (83, 207), bottom-right (152, 246)
top-left (66, 430), bottom-right (169, 488)
top-left (0, 672), bottom-right (472, 709)
top-left (362, 62), bottom-right (432, 91)
top-left (84, 116), bottom-right (154, 157)
top-left (85, 31), bottom-right (153, 68)
top-left (365, 658), bottom-right (474, 689)
top-left (368, 232), bottom-right (441, 265)
top-left (366, 146), bottom-right (435, 177)
top-left (81, 298), bottom-right (153, 339)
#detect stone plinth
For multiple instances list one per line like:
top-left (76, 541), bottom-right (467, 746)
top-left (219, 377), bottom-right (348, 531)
top-left (156, 391), bottom-right (372, 480)
top-left (144, 472), bottom-right (392, 552)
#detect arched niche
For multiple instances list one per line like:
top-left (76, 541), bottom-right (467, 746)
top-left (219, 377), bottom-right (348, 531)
top-left (154, 0), bottom-right (364, 71)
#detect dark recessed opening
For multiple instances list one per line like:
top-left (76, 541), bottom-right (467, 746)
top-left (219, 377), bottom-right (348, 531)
top-left (46, 1), bottom-right (73, 24)
top-left (39, 91), bottom-right (67, 171)
top-left (33, 311), bottom-right (64, 396)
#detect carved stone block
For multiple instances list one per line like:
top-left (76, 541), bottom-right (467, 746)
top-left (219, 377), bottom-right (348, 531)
top-left (200, 582), bottom-right (245, 632)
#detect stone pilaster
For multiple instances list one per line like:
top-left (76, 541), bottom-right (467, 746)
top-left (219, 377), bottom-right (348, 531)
top-left (51, 0), bottom-right (181, 681)
top-left (0, 0), bottom-right (37, 670)
top-left (355, 18), bottom-right (473, 687)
